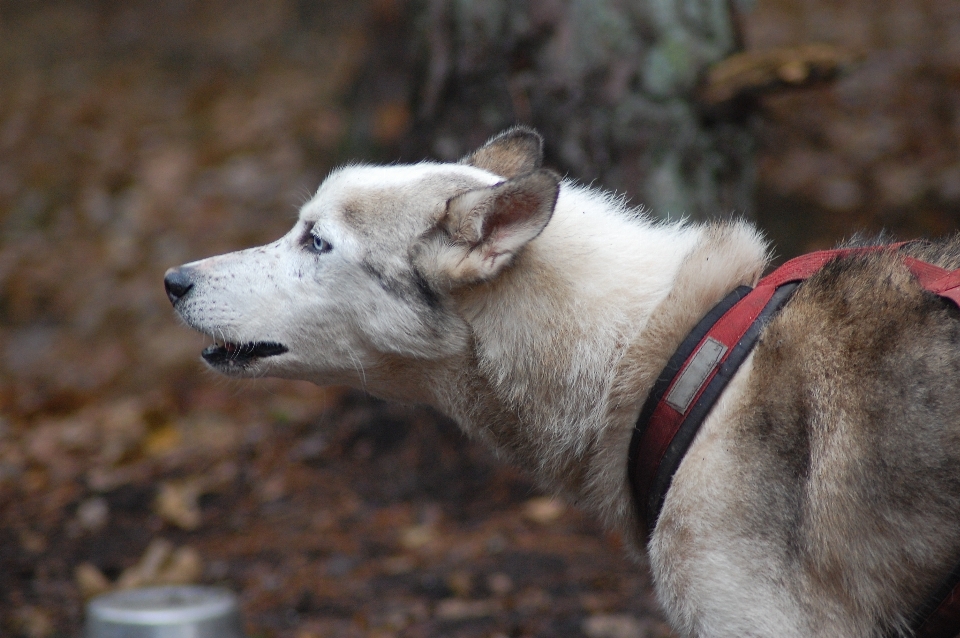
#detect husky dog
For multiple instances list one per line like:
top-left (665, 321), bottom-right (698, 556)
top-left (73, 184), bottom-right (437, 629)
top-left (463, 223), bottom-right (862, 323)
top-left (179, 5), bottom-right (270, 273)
top-left (165, 128), bottom-right (960, 637)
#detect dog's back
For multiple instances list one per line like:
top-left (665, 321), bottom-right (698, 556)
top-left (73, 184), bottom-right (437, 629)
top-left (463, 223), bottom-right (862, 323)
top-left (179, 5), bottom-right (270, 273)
top-left (653, 240), bottom-right (960, 636)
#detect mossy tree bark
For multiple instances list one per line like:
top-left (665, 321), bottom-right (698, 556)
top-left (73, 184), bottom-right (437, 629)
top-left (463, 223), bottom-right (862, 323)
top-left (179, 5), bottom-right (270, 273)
top-left (387, 0), bottom-right (754, 221)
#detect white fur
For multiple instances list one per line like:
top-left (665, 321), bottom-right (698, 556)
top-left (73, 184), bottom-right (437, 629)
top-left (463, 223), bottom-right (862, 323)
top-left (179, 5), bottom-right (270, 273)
top-left (168, 157), bottom-right (808, 637)
top-left (651, 353), bottom-right (814, 637)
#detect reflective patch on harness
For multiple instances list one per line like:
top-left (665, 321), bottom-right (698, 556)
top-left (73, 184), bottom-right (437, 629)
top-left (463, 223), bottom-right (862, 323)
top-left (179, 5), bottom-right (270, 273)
top-left (665, 337), bottom-right (728, 413)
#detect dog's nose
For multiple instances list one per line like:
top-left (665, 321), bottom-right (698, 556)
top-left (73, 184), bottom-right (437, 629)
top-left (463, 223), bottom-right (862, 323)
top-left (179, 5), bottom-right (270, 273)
top-left (164, 267), bottom-right (195, 305)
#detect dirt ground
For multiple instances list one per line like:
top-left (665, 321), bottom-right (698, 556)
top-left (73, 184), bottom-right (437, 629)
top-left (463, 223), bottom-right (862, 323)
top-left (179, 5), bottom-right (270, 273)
top-left (1, 1), bottom-right (959, 637)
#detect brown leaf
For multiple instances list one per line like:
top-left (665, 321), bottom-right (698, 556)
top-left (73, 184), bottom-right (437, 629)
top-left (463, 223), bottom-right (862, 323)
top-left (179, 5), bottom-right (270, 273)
top-left (700, 44), bottom-right (862, 106)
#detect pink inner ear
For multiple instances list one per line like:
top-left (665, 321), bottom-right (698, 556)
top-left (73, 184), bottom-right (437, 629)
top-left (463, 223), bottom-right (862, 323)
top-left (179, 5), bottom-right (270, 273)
top-left (481, 190), bottom-right (541, 241)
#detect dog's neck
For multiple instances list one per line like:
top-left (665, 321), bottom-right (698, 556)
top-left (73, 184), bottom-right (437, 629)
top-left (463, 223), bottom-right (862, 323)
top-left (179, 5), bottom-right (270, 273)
top-left (378, 185), bottom-right (769, 550)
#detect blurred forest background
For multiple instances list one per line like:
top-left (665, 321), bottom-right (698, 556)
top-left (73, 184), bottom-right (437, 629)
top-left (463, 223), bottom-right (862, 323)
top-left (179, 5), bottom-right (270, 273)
top-left (1, 0), bottom-right (959, 636)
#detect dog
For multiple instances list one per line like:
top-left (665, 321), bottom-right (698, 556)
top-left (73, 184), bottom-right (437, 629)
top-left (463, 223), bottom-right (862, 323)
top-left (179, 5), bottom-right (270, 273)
top-left (165, 127), bottom-right (960, 637)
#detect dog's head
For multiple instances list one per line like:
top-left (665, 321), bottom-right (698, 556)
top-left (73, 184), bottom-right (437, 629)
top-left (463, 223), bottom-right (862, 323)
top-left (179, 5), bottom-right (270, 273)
top-left (164, 127), bottom-right (560, 390)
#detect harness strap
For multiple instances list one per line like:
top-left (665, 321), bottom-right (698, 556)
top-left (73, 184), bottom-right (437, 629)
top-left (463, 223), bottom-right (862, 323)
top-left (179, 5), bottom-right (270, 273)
top-left (627, 281), bottom-right (798, 527)
top-left (627, 244), bottom-right (960, 638)
top-left (628, 246), bottom-right (902, 531)
top-left (903, 257), bottom-right (960, 307)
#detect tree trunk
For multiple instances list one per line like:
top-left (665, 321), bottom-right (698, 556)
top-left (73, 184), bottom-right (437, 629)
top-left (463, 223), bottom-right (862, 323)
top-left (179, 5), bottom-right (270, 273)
top-left (390, 0), bottom-right (754, 221)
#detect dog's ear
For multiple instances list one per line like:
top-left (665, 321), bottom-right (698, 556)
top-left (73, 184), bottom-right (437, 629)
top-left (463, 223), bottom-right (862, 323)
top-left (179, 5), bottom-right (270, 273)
top-left (460, 126), bottom-right (544, 178)
top-left (419, 169), bottom-right (560, 287)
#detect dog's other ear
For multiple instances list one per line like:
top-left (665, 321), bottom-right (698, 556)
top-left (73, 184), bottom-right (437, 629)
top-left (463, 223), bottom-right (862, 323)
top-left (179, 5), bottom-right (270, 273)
top-left (422, 169), bottom-right (559, 286)
top-left (460, 126), bottom-right (543, 178)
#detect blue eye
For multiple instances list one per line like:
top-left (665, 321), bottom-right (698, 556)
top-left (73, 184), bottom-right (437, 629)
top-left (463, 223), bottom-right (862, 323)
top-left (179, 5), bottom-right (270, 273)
top-left (311, 235), bottom-right (332, 254)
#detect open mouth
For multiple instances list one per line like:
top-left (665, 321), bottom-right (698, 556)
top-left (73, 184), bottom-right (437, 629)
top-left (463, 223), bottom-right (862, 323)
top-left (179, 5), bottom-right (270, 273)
top-left (201, 340), bottom-right (288, 367)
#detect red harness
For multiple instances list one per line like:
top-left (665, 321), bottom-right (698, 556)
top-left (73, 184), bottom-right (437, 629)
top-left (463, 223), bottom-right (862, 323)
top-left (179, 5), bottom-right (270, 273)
top-left (626, 245), bottom-right (960, 637)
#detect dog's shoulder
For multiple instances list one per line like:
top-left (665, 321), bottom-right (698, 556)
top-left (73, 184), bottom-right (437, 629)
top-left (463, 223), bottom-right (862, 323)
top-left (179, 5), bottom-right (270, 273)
top-left (721, 236), bottom-right (960, 624)
top-left (748, 235), bottom-right (960, 442)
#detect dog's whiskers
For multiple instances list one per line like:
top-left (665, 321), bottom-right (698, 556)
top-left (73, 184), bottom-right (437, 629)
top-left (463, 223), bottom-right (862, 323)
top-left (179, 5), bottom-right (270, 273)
top-left (347, 349), bottom-right (367, 390)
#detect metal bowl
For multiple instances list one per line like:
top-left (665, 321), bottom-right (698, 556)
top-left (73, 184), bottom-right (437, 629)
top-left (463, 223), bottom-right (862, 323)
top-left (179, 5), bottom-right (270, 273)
top-left (85, 586), bottom-right (244, 638)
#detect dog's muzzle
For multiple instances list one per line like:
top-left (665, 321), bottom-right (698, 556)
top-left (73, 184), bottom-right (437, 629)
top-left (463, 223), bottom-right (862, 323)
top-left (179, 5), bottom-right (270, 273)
top-left (163, 264), bottom-right (289, 370)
